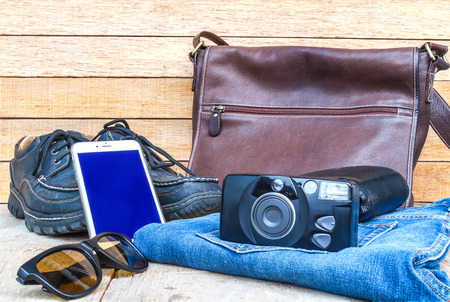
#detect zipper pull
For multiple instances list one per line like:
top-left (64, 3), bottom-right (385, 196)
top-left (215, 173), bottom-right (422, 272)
top-left (209, 105), bottom-right (225, 136)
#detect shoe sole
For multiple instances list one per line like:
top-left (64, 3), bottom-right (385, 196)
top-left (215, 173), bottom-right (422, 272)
top-left (162, 193), bottom-right (221, 221)
top-left (8, 183), bottom-right (86, 235)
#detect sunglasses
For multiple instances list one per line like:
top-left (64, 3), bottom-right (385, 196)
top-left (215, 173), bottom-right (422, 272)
top-left (16, 232), bottom-right (148, 300)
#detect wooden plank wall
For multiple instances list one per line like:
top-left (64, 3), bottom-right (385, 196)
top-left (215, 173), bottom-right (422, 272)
top-left (0, 1), bottom-right (449, 204)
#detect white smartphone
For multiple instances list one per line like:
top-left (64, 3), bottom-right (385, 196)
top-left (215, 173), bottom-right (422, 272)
top-left (71, 140), bottom-right (165, 238)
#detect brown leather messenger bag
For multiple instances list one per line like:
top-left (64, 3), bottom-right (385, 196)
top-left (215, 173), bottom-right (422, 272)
top-left (187, 31), bottom-right (450, 207)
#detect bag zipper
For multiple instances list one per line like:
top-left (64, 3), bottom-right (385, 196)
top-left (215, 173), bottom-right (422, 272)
top-left (208, 104), bottom-right (399, 136)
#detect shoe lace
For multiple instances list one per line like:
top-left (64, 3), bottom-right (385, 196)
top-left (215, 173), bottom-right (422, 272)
top-left (32, 130), bottom-right (86, 176)
top-left (92, 119), bottom-right (197, 177)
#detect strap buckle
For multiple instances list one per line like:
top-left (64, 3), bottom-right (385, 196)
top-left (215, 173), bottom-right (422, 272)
top-left (424, 43), bottom-right (437, 61)
top-left (190, 41), bottom-right (205, 57)
top-left (424, 42), bottom-right (448, 65)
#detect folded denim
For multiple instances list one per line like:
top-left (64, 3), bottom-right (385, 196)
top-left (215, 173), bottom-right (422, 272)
top-left (134, 198), bottom-right (450, 301)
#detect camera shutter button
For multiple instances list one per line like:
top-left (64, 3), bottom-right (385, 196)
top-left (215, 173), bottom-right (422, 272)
top-left (271, 179), bottom-right (284, 192)
top-left (312, 233), bottom-right (331, 249)
top-left (315, 216), bottom-right (336, 232)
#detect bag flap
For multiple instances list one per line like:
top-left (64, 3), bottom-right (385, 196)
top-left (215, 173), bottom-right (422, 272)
top-left (201, 46), bottom-right (417, 109)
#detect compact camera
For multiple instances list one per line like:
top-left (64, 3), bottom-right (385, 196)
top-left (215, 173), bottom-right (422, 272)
top-left (220, 174), bottom-right (360, 252)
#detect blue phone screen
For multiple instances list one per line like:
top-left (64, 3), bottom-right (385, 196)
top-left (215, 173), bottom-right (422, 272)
top-left (78, 150), bottom-right (163, 238)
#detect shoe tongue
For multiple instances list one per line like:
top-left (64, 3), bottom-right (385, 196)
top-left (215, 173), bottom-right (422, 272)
top-left (97, 130), bottom-right (126, 141)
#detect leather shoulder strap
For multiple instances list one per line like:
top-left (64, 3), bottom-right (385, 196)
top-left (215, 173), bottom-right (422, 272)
top-left (421, 43), bottom-right (450, 149)
top-left (193, 31), bottom-right (229, 48)
top-left (430, 89), bottom-right (450, 149)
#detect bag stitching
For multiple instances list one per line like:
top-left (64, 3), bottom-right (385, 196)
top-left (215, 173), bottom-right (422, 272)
top-left (426, 54), bottom-right (436, 103)
top-left (404, 47), bottom-right (418, 202)
top-left (188, 46), bottom-right (211, 171)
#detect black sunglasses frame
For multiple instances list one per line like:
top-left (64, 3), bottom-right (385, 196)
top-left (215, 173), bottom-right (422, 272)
top-left (16, 232), bottom-right (148, 300)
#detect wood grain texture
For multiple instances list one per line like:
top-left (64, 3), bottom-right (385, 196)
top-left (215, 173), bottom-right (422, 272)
top-left (2, 78), bottom-right (450, 120)
top-left (1, 161), bottom-right (448, 204)
top-left (420, 126), bottom-right (450, 161)
top-left (0, 204), bottom-right (365, 302)
top-left (412, 163), bottom-right (450, 202)
top-left (108, 263), bottom-right (363, 302)
top-left (0, 119), bottom-right (192, 162)
top-left (0, 204), bottom-right (112, 301)
top-left (0, 0), bottom-right (449, 39)
top-left (0, 78), bottom-right (193, 119)
top-left (1, 117), bottom-right (449, 162)
top-left (1, 37), bottom-right (450, 79)
top-left (1, 1), bottom-right (449, 301)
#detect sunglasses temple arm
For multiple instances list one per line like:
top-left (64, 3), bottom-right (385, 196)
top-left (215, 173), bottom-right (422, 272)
top-left (16, 276), bottom-right (40, 285)
top-left (16, 266), bottom-right (40, 285)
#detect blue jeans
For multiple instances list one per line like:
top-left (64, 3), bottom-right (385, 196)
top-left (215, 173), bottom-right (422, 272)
top-left (134, 198), bottom-right (450, 301)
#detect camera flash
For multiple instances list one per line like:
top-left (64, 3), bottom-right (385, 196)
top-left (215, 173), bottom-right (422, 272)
top-left (319, 182), bottom-right (350, 201)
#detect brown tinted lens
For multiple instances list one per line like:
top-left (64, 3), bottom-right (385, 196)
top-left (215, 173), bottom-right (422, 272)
top-left (36, 249), bottom-right (98, 295)
top-left (97, 235), bottom-right (146, 269)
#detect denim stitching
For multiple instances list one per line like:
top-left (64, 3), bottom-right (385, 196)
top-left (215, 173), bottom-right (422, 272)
top-left (357, 222), bottom-right (397, 247)
top-left (199, 231), bottom-right (288, 252)
top-left (202, 233), bottom-right (293, 252)
top-left (361, 222), bottom-right (396, 227)
top-left (199, 231), bottom-right (277, 251)
top-left (373, 215), bottom-right (446, 220)
top-left (413, 211), bottom-right (450, 265)
top-left (418, 269), bottom-right (450, 292)
top-left (417, 270), bottom-right (450, 301)
top-left (376, 205), bottom-right (439, 216)
top-left (198, 231), bottom-right (327, 254)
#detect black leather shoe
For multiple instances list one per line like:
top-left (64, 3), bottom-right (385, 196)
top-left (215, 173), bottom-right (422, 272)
top-left (8, 130), bottom-right (88, 235)
top-left (93, 119), bottom-right (222, 221)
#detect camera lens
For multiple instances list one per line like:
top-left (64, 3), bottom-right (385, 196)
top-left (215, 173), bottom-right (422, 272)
top-left (251, 193), bottom-right (295, 239)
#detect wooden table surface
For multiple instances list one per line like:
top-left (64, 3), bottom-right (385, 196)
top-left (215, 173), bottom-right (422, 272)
top-left (0, 204), bottom-right (369, 301)
top-left (0, 1), bottom-right (449, 301)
